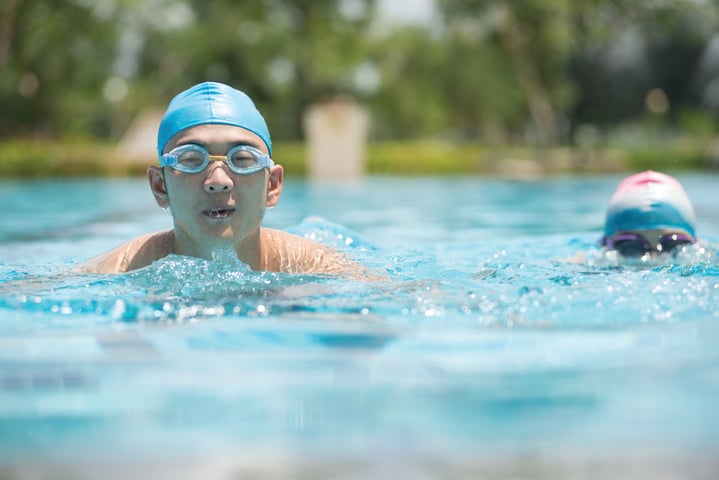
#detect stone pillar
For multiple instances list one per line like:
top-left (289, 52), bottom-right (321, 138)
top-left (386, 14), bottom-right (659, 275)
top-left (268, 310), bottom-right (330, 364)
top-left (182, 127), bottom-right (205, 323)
top-left (115, 109), bottom-right (165, 164)
top-left (303, 97), bottom-right (369, 180)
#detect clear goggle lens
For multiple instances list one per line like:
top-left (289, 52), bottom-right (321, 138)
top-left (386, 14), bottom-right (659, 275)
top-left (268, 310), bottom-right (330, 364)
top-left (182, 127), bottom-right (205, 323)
top-left (160, 144), bottom-right (273, 175)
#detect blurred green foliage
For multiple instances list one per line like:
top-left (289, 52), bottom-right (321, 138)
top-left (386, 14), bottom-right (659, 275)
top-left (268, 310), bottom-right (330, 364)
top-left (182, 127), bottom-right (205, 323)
top-left (0, 0), bottom-right (717, 175)
top-left (0, 139), bottom-right (707, 177)
top-left (623, 143), bottom-right (708, 172)
top-left (368, 141), bottom-right (484, 174)
top-left (0, 140), bottom-right (141, 176)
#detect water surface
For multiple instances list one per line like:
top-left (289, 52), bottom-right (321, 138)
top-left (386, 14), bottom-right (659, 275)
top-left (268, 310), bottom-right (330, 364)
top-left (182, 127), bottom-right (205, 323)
top-left (1, 174), bottom-right (718, 478)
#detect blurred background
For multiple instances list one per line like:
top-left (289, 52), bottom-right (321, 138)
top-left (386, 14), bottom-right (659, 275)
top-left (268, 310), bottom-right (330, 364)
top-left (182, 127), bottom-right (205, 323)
top-left (0, 0), bottom-right (718, 176)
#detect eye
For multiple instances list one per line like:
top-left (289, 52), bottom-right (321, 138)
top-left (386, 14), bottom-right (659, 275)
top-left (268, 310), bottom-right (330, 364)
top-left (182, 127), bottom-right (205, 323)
top-left (230, 149), bottom-right (260, 169)
top-left (177, 149), bottom-right (206, 169)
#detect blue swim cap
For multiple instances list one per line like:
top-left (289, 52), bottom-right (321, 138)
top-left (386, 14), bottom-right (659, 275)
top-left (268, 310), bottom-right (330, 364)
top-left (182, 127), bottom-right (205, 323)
top-left (604, 170), bottom-right (696, 239)
top-left (157, 81), bottom-right (272, 156)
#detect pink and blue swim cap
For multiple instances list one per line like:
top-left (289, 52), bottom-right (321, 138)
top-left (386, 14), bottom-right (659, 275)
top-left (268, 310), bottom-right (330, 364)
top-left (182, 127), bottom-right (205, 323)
top-left (604, 170), bottom-right (696, 239)
top-left (157, 81), bottom-right (272, 156)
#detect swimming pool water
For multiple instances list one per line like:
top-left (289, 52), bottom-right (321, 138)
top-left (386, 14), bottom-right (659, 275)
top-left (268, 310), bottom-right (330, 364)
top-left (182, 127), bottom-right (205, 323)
top-left (1, 174), bottom-right (718, 478)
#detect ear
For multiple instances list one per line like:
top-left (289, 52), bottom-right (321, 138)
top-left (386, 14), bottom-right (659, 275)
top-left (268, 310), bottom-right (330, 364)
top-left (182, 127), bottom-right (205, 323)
top-left (148, 166), bottom-right (170, 209)
top-left (266, 165), bottom-right (284, 208)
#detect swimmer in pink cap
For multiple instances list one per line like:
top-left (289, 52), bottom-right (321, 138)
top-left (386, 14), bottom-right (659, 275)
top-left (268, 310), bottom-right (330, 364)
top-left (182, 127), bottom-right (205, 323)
top-left (601, 170), bottom-right (697, 258)
top-left (80, 82), bottom-right (373, 278)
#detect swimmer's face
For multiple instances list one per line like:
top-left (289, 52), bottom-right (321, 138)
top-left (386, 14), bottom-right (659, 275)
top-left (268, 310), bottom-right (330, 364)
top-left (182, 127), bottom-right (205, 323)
top-left (604, 229), bottom-right (695, 258)
top-left (148, 124), bottom-right (283, 252)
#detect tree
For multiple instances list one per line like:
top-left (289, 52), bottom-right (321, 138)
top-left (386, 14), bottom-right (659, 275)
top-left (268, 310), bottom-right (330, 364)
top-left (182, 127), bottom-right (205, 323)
top-left (134, 0), bottom-right (377, 140)
top-left (0, 0), bottom-right (118, 138)
top-left (437, 0), bottom-right (576, 147)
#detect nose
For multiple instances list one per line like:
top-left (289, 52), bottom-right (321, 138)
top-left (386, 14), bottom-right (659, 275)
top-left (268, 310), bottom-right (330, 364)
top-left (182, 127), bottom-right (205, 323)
top-left (203, 163), bottom-right (233, 193)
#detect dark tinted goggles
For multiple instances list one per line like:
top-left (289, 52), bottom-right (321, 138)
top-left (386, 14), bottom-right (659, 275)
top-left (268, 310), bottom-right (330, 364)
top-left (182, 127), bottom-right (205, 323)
top-left (602, 232), bottom-right (695, 257)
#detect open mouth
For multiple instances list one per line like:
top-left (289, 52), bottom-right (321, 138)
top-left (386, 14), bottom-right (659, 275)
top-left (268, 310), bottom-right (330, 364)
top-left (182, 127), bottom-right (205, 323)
top-left (204, 207), bottom-right (235, 219)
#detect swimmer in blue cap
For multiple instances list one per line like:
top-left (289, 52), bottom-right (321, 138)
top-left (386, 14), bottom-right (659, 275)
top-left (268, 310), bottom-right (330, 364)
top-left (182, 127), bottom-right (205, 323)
top-left (600, 170), bottom-right (697, 258)
top-left (81, 81), bottom-right (370, 277)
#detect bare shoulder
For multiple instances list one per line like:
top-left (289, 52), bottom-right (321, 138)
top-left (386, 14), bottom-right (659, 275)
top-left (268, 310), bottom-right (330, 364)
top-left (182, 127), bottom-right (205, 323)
top-left (260, 228), bottom-right (381, 280)
top-left (76, 230), bottom-right (175, 274)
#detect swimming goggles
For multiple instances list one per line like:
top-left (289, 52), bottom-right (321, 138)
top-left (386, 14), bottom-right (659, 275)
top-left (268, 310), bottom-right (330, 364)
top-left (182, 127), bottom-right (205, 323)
top-left (159, 144), bottom-right (274, 175)
top-left (602, 232), bottom-right (695, 257)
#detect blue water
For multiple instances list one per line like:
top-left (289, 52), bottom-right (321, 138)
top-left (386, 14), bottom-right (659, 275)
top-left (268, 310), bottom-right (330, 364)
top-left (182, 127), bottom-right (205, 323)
top-left (1, 174), bottom-right (718, 478)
